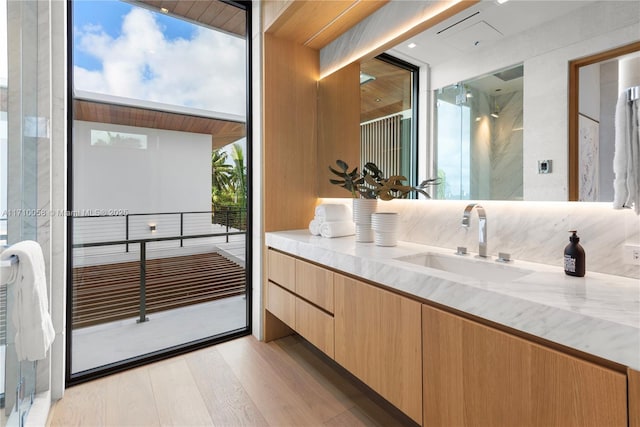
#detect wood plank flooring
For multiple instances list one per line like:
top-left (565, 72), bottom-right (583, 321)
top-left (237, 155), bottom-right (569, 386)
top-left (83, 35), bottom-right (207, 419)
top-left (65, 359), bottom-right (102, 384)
top-left (72, 252), bottom-right (246, 328)
top-left (47, 335), bottom-right (418, 427)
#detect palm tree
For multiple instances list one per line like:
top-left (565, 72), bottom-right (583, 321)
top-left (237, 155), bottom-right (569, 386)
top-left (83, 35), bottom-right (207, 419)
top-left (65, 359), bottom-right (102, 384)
top-left (230, 143), bottom-right (247, 204)
top-left (211, 149), bottom-right (232, 193)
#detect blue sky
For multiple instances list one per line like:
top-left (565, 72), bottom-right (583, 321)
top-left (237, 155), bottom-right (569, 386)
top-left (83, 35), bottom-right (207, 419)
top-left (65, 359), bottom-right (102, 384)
top-left (73, 0), bottom-right (246, 117)
top-left (74, 1), bottom-right (195, 72)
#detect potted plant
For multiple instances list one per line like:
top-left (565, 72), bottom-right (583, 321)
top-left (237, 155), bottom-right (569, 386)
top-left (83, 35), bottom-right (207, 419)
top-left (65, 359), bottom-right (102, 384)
top-left (329, 160), bottom-right (439, 243)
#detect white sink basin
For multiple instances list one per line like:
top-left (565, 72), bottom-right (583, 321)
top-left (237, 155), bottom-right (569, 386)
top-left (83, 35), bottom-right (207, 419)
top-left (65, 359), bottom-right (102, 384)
top-left (395, 252), bottom-right (534, 282)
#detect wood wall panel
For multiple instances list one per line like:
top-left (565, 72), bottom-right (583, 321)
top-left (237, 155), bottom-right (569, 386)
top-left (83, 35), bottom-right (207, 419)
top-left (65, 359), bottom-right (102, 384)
top-left (263, 34), bottom-right (319, 231)
top-left (317, 62), bottom-right (360, 197)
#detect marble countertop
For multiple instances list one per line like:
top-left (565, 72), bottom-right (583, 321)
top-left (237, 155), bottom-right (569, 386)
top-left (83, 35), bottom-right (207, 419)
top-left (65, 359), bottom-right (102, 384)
top-left (266, 230), bottom-right (640, 371)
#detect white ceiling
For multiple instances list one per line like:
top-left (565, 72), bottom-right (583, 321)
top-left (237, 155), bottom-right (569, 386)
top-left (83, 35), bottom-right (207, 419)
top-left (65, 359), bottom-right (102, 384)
top-left (389, 0), bottom-right (595, 67)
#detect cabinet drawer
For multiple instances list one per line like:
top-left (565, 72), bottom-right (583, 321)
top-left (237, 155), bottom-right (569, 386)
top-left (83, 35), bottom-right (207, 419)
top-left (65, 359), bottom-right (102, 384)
top-left (422, 304), bottom-right (627, 427)
top-left (295, 259), bottom-right (334, 313)
top-left (268, 249), bottom-right (296, 291)
top-left (295, 298), bottom-right (334, 359)
top-left (266, 281), bottom-right (295, 329)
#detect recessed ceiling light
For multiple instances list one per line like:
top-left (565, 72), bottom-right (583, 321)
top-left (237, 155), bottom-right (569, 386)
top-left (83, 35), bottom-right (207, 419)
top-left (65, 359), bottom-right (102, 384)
top-left (160, 7), bottom-right (169, 13)
top-left (408, 42), bottom-right (417, 49)
top-left (375, 98), bottom-right (381, 102)
top-left (496, 0), bottom-right (510, 4)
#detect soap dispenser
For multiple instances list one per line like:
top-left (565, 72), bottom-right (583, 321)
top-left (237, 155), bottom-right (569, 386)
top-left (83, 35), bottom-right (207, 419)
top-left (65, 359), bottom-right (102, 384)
top-left (564, 230), bottom-right (585, 277)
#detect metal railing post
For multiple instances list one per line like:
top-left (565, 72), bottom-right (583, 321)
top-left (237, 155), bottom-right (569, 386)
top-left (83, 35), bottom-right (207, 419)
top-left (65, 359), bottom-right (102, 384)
top-left (125, 214), bottom-right (130, 253)
top-left (226, 209), bottom-right (230, 243)
top-left (137, 241), bottom-right (148, 323)
top-left (180, 212), bottom-right (184, 247)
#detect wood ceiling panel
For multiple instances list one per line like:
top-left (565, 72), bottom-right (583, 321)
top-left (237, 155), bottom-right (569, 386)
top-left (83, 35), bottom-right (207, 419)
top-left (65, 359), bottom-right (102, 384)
top-left (74, 100), bottom-right (246, 150)
top-left (306, 0), bottom-right (389, 49)
top-left (360, 58), bottom-right (412, 123)
top-left (135, 0), bottom-right (245, 36)
top-left (264, 0), bottom-right (388, 49)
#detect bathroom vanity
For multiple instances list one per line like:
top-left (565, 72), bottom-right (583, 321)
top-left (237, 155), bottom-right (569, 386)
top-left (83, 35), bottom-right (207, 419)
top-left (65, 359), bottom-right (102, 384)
top-left (264, 231), bottom-right (639, 427)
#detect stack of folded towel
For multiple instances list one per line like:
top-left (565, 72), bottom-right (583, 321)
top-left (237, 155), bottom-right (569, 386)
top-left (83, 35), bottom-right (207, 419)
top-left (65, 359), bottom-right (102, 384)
top-left (309, 204), bottom-right (355, 238)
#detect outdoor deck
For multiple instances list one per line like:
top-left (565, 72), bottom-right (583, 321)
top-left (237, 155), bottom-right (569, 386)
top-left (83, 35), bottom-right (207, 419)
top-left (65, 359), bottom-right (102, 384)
top-left (72, 252), bottom-right (246, 329)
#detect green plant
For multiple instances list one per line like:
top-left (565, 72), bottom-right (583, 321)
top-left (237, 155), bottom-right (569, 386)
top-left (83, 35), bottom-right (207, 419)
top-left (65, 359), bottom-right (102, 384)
top-left (329, 159), bottom-right (440, 200)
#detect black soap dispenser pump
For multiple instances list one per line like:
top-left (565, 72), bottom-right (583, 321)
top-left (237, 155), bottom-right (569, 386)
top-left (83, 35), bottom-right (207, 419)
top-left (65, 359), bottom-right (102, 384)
top-left (564, 230), bottom-right (585, 277)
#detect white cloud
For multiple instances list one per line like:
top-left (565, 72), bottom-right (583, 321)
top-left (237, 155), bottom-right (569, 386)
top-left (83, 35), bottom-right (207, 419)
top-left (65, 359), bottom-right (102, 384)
top-left (74, 7), bottom-right (246, 116)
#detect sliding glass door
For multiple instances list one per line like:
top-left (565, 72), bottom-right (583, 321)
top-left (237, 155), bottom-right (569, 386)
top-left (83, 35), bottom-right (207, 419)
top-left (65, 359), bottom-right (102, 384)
top-left (67, 0), bottom-right (251, 382)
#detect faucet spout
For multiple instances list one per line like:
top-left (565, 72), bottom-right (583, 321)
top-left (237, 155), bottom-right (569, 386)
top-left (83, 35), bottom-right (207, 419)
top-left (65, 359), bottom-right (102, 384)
top-left (461, 203), bottom-right (487, 257)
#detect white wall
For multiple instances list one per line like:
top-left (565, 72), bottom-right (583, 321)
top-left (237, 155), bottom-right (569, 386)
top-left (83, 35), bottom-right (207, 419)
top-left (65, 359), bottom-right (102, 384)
top-left (73, 120), bottom-right (211, 214)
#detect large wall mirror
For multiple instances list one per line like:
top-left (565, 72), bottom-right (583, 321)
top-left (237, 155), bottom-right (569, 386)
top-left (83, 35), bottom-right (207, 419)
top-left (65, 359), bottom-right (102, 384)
top-left (316, 0), bottom-right (639, 201)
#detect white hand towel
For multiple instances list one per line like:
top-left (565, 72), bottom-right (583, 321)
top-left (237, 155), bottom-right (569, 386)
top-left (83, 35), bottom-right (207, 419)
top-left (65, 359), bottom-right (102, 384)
top-left (308, 219), bottom-right (321, 236)
top-left (2, 240), bottom-right (55, 361)
top-left (320, 221), bottom-right (356, 238)
top-left (613, 93), bottom-right (630, 209)
top-left (613, 92), bottom-right (640, 214)
top-left (314, 204), bottom-right (351, 221)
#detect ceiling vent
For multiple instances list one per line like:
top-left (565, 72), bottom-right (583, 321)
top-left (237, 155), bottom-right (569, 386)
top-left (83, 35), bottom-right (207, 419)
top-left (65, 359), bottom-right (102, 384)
top-left (493, 65), bottom-right (524, 81)
top-left (444, 21), bottom-right (504, 51)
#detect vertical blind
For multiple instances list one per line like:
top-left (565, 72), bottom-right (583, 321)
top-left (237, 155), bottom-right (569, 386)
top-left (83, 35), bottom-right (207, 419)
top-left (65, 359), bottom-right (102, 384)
top-left (360, 114), bottom-right (402, 178)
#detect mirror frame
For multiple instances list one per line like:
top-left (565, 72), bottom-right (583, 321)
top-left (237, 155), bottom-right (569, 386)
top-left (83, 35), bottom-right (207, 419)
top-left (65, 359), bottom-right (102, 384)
top-left (568, 40), bottom-right (640, 201)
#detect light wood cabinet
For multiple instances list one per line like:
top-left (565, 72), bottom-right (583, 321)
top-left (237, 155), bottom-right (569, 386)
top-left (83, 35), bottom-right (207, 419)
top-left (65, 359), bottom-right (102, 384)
top-left (629, 368), bottom-right (640, 427)
top-left (334, 274), bottom-right (422, 424)
top-left (295, 298), bottom-right (334, 358)
top-left (422, 304), bottom-right (628, 427)
top-left (268, 250), bottom-right (296, 292)
top-left (266, 249), bottom-right (335, 359)
top-left (295, 259), bottom-right (334, 313)
top-left (266, 281), bottom-right (296, 329)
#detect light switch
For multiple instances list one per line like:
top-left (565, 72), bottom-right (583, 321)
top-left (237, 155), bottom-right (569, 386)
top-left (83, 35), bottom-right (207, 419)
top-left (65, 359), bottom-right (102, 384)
top-left (538, 160), bottom-right (552, 174)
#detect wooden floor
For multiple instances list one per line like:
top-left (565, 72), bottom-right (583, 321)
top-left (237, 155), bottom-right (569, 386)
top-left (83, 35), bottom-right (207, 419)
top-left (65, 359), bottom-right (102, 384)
top-left (47, 335), bottom-right (418, 427)
top-left (72, 252), bottom-right (246, 328)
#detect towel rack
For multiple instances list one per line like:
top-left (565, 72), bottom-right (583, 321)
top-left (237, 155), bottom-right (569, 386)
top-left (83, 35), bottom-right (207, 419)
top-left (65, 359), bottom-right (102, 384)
top-left (0, 255), bottom-right (18, 285)
top-left (627, 85), bottom-right (640, 102)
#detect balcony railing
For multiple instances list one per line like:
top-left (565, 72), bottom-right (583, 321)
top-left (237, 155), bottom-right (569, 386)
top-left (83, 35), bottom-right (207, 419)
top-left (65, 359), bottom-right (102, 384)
top-left (71, 208), bottom-right (247, 325)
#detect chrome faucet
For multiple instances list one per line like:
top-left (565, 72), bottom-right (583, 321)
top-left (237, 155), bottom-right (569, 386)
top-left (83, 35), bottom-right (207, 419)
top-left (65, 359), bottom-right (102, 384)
top-left (462, 203), bottom-right (487, 257)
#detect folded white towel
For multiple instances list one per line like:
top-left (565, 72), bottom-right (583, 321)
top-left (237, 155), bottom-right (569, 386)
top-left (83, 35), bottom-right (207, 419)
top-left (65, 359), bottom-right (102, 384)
top-left (308, 219), bottom-right (321, 236)
top-left (320, 221), bottom-right (356, 238)
top-left (315, 204), bottom-right (351, 221)
top-left (2, 240), bottom-right (55, 361)
top-left (613, 91), bottom-right (640, 214)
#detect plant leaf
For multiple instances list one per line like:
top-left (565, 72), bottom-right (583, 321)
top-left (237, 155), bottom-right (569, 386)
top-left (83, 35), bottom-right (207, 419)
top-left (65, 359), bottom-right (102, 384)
top-left (336, 159), bottom-right (349, 171)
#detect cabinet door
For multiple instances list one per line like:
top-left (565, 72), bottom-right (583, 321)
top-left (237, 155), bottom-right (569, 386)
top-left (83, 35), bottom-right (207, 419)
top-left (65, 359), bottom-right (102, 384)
top-left (295, 297), bottom-right (334, 358)
top-left (334, 274), bottom-right (422, 424)
top-left (266, 282), bottom-right (296, 329)
top-left (422, 304), bottom-right (627, 427)
top-left (630, 368), bottom-right (640, 427)
top-left (268, 249), bottom-right (296, 291)
top-left (295, 259), bottom-right (334, 313)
